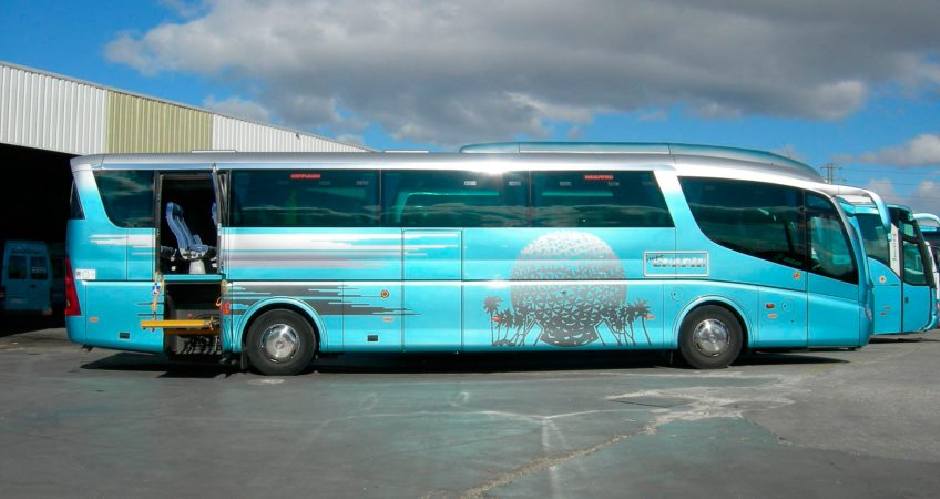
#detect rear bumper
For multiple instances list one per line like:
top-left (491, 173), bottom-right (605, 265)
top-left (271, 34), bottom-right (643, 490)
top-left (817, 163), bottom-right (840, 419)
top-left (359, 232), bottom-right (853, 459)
top-left (65, 316), bottom-right (84, 344)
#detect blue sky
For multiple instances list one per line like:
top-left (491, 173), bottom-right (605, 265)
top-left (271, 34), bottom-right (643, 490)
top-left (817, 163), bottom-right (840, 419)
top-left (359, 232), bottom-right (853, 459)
top-left (1, 0), bottom-right (938, 213)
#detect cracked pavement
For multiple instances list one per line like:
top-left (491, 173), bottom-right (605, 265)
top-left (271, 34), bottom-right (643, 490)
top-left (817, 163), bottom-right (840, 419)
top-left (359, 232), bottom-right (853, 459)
top-left (1, 326), bottom-right (939, 498)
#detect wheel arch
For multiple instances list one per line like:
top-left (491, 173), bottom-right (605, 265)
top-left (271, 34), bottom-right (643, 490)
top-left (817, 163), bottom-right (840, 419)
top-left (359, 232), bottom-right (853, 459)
top-left (673, 296), bottom-right (751, 350)
top-left (234, 297), bottom-right (325, 353)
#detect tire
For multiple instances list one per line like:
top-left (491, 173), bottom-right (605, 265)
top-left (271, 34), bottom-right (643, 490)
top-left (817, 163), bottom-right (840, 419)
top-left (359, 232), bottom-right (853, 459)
top-left (245, 309), bottom-right (317, 376)
top-left (678, 305), bottom-right (743, 369)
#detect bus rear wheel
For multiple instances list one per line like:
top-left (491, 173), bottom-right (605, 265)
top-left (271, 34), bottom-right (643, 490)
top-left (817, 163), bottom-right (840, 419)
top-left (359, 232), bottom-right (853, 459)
top-left (678, 305), bottom-right (743, 369)
top-left (245, 309), bottom-right (317, 376)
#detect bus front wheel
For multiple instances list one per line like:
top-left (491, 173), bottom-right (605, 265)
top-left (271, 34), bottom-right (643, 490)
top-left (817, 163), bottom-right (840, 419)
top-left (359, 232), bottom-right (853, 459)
top-left (245, 309), bottom-right (317, 376)
top-left (678, 305), bottom-right (743, 369)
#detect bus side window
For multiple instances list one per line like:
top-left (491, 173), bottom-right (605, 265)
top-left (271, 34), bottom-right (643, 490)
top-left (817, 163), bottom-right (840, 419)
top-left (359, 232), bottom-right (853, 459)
top-left (806, 193), bottom-right (857, 284)
top-left (680, 178), bottom-right (805, 269)
top-left (230, 170), bottom-right (379, 227)
top-left (902, 241), bottom-right (926, 285)
top-left (381, 171), bottom-right (527, 227)
top-left (531, 171), bottom-right (672, 228)
top-left (94, 171), bottom-right (155, 228)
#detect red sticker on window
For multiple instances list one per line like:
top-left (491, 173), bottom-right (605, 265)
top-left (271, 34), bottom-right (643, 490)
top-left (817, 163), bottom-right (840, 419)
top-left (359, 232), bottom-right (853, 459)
top-left (584, 174), bottom-right (614, 182)
top-left (289, 173), bottom-right (321, 180)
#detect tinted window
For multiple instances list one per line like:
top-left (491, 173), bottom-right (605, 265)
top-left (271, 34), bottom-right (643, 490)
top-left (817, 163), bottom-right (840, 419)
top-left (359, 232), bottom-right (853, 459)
top-left (69, 182), bottom-right (84, 220)
top-left (892, 210), bottom-right (933, 286)
top-left (532, 171), bottom-right (672, 227)
top-left (680, 178), bottom-right (805, 269)
top-left (382, 171), bottom-right (527, 227)
top-left (95, 171), bottom-right (154, 228)
top-left (855, 213), bottom-right (890, 266)
top-left (7, 255), bottom-right (27, 279)
top-left (924, 232), bottom-right (940, 248)
top-left (806, 193), bottom-right (858, 284)
top-left (231, 170), bottom-right (379, 227)
top-left (29, 256), bottom-right (48, 280)
top-left (902, 240), bottom-right (927, 285)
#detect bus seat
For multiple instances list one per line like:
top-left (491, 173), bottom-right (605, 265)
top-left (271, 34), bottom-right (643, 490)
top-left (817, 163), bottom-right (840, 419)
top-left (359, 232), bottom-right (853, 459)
top-left (165, 203), bottom-right (215, 273)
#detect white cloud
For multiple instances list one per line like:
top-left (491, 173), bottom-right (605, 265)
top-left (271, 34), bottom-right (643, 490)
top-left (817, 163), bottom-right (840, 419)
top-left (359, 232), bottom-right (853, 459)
top-left (865, 176), bottom-right (940, 215)
top-left (203, 95), bottom-right (272, 123)
top-left (105, 0), bottom-right (940, 146)
top-left (858, 133), bottom-right (940, 166)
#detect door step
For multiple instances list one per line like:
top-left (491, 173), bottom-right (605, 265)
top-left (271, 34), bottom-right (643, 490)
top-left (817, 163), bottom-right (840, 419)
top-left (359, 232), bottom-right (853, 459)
top-left (141, 318), bottom-right (219, 335)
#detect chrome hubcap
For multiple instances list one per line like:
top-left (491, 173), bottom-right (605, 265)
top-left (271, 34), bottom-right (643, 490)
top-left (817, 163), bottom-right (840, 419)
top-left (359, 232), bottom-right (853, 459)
top-left (260, 324), bottom-right (299, 363)
top-left (692, 318), bottom-right (730, 357)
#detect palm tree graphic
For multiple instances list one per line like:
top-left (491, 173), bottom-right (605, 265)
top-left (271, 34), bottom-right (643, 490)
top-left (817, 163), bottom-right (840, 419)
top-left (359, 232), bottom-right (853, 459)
top-left (483, 296), bottom-right (651, 347)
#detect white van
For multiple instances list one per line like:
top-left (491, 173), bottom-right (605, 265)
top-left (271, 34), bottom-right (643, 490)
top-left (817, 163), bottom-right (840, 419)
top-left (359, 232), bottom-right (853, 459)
top-left (1, 240), bottom-right (53, 316)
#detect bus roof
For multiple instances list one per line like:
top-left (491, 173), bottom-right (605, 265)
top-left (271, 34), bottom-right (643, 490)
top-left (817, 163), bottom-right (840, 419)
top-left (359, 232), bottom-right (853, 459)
top-left (889, 203), bottom-right (914, 213)
top-left (914, 213), bottom-right (940, 232)
top-left (459, 141), bottom-right (822, 181)
top-left (72, 149), bottom-right (828, 186)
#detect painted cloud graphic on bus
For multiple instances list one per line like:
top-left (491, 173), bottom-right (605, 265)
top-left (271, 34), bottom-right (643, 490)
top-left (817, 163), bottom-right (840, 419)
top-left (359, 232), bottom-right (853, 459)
top-left (484, 231), bottom-right (652, 347)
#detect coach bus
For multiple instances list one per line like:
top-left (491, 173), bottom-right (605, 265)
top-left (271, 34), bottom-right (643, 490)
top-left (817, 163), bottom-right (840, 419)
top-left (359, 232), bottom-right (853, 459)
top-left (65, 149), bottom-right (872, 375)
top-left (462, 142), bottom-right (938, 335)
top-left (914, 213), bottom-right (940, 315)
top-left (836, 199), bottom-right (937, 334)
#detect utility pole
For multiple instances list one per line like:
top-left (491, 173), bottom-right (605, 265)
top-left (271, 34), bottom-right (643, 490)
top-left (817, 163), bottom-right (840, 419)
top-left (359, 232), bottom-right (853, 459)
top-left (820, 162), bottom-right (840, 184)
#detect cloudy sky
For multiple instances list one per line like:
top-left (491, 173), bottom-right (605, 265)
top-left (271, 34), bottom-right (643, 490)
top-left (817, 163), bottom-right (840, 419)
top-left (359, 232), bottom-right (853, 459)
top-left (2, 0), bottom-right (939, 214)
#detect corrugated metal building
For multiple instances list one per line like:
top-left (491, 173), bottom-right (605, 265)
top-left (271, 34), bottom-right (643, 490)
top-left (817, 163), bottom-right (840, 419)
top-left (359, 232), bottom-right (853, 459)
top-left (0, 60), bottom-right (367, 246)
top-left (0, 61), bottom-right (368, 154)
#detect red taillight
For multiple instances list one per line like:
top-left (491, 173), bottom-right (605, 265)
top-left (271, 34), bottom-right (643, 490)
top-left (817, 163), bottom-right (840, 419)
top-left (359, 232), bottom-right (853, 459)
top-left (64, 257), bottom-right (81, 317)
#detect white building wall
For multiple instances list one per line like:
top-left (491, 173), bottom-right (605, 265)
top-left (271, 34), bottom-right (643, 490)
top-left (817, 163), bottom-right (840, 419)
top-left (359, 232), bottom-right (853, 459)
top-left (0, 62), bottom-right (368, 155)
top-left (0, 64), bottom-right (106, 155)
top-left (211, 115), bottom-right (366, 153)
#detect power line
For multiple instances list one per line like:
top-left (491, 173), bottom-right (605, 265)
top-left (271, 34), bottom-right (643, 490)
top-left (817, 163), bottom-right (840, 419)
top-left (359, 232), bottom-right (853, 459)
top-left (820, 162), bottom-right (842, 184)
top-left (844, 169), bottom-right (938, 175)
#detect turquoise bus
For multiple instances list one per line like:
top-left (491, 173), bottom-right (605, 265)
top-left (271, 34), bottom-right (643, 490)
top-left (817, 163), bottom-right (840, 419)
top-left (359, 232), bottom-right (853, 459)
top-left (461, 143), bottom-right (938, 336)
top-left (837, 198), bottom-right (937, 334)
top-left (65, 150), bottom-right (872, 375)
top-left (914, 213), bottom-right (940, 318)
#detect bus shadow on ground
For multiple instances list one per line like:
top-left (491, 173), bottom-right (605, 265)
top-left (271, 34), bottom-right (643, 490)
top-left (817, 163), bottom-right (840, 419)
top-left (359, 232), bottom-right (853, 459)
top-left (869, 336), bottom-right (940, 344)
top-left (81, 353), bottom-right (233, 379)
top-left (80, 349), bottom-right (848, 378)
top-left (0, 315), bottom-right (64, 337)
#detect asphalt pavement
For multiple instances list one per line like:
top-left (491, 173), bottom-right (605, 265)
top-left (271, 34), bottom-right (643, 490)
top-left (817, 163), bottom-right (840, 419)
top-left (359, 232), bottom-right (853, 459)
top-left (1, 320), bottom-right (939, 498)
